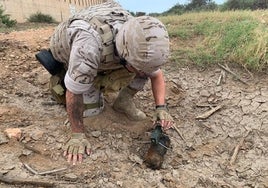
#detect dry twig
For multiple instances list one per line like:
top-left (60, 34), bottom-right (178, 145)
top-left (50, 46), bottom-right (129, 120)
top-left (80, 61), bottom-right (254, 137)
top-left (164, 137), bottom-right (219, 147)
top-left (0, 173), bottom-right (55, 187)
top-left (217, 63), bottom-right (248, 85)
top-left (23, 163), bottom-right (67, 176)
top-left (196, 103), bottom-right (217, 108)
top-left (217, 74), bottom-right (223, 86)
top-left (171, 79), bottom-right (183, 89)
top-left (172, 125), bottom-right (186, 143)
top-left (229, 130), bottom-right (251, 165)
top-left (196, 104), bottom-right (224, 120)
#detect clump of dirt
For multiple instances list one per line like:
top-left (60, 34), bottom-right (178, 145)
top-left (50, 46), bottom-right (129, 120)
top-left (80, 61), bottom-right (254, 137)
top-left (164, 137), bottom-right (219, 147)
top-left (0, 25), bottom-right (267, 188)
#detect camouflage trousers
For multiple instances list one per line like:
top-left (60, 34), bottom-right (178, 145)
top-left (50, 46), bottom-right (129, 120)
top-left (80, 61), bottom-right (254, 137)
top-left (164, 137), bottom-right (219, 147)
top-left (50, 68), bottom-right (148, 117)
top-left (83, 70), bottom-right (148, 117)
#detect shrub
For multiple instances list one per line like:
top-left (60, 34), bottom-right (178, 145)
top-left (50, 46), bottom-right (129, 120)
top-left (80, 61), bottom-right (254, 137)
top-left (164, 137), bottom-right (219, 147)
top-left (28, 12), bottom-right (55, 23)
top-left (0, 5), bottom-right (17, 27)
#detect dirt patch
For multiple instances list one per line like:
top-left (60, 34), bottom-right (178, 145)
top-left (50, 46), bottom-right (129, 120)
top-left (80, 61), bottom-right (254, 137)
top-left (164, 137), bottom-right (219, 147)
top-left (0, 25), bottom-right (267, 188)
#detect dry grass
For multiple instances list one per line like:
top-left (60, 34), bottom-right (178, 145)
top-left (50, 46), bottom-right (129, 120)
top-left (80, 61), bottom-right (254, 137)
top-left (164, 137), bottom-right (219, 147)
top-left (159, 10), bottom-right (268, 72)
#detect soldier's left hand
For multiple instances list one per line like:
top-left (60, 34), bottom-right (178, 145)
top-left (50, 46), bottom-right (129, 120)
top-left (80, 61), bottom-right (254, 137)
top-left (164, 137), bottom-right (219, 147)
top-left (153, 106), bottom-right (174, 131)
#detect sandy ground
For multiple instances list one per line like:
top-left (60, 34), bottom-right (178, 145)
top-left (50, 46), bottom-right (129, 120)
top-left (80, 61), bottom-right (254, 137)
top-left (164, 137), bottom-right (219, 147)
top-left (0, 25), bottom-right (267, 188)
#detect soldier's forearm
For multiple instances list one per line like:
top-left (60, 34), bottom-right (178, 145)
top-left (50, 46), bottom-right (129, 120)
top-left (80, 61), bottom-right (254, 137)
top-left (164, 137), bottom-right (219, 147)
top-left (66, 89), bottom-right (85, 133)
top-left (150, 70), bottom-right (166, 106)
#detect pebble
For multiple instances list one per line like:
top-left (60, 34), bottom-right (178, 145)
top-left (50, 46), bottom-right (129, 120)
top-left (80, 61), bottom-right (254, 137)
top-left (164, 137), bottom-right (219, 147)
top-left (115, 133), bottom-right (122, 139)
top-left (90, 153), bottom-right (99, 161)
top-left (0, 132), bottom-right (9, 144)
top-left (4, 128), bottom-right (22, 140)
top-left (116, 181), bottom-right (123, 187)
top-left (128, 154), bottom-right (143, 165)
top-left (22, 149), bottom-right (33, 156)
top-left (31, 130), bottom-right (44, 140)
top-left (91, 131), bottom-right (101, 138)
top-left (113, 167), bottom-right (120, 172)
top-left (64, 173), bottom-right (78, 181)
top-left (199, 90), bottom-right (210, 97)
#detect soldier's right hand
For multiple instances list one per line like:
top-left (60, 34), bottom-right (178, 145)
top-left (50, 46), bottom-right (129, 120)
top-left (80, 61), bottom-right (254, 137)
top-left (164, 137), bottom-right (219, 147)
top-left (63, 133), bottom-right (91, 165)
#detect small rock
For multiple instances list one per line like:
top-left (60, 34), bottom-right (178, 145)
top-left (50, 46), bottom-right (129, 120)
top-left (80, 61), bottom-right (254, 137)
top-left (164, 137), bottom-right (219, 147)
top-left (215, 86), bottom-right (222, 92)
top-left (113, 167), bottom-right (120, 172)
top-left (115, 133), bottom-right (122, 139)
top-left (128, 154), bottom-right (143, 165)
top-left (163, 172), bottom-right (174, 182)
top-left (199, 90), bottom-right (210, 97)
top-left (116, 181), bottom-right (123, 187)
top-left (172, 169), bottom-right (180, 179)
top-left (46, 136), bottom-right (55, 144)
top-left (31, 130), bottom-right (44, 140)
top-left (54, 142), bottom-right (62, 150)
top-left (4, 128), bottom-right (22, 140)
top-left (64, 173), bottom-right (78, 181)
top-left (22, 136), bottom-right (32, 143)
top-left (0, 132), bottom-right (9, 144)
top-left (90, 153), bottom-right (98, 161)
top-left (91, 131), bottom-right (101, 138)
top-left (22, 149), bottom-right (33, 156)
top-left (98, 179), bottom-right (104, 184)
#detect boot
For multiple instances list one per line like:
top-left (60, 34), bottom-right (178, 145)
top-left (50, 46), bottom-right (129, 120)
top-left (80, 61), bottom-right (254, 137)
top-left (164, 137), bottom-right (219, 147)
top-left (113, 87), bottom-right (146, 121)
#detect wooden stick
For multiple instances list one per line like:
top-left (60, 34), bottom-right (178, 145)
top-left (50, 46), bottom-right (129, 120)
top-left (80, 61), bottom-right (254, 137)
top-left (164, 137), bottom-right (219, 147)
top-left (38, 167), bottom-right (68, 175)
top-left (196, 103), bottom-right (216, 108)
top-left (217, 63), bottom-right (248, 85)
top-left (0, 173), bottom-right (55, 187)
top-left (172, 125), bottom-right (186, 143)
top-left (217, 72), bottom-right (223, 86)
top-left (23, 163), bottom-right (39, 175)
top-left (229, 130), bottom-right (251, 165)
top-left (23, 163), bottom-right (67, 176)
top-left (171, 80), bottom-right (183, 91)
top-left (196, 104), bottom-right (224, 120)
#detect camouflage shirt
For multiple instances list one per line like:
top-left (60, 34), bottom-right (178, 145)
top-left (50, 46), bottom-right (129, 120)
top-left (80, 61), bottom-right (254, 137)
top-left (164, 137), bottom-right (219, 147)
top-left (49, 1), bottom-right (133, 94)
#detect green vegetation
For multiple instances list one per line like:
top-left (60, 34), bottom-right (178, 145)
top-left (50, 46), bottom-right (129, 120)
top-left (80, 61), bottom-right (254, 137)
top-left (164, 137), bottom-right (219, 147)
top-left (159, 10), bottom-right (268, 72)
top-left (150, 0), bottom-right (268, 16)
top-left (28, 12), bottom-right (56, 23)
top-left (0, 5), bottom-right (16, 27)
top-left (221, 0), bottom-right (267, 11)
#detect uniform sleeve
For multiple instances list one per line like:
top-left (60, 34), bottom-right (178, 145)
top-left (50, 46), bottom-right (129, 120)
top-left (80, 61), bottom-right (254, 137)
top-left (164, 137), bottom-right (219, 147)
top-left (64, 21), bottom-right (102, 94)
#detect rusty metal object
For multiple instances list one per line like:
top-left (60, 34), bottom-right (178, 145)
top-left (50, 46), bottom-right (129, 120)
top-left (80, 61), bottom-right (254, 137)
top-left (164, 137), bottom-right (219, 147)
top-left (144, 123), bottom-right (170, 170)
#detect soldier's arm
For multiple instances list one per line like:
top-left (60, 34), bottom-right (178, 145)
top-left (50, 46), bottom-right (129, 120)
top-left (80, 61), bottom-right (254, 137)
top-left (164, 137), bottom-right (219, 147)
top-left (150, 69), bottom-right (174, 130)
top-left (63, 89), bottom-right (91, 165)
top-left (150, 69), bottom-right (166, 106)
top-left (66, 89), bottom-right (85, 133)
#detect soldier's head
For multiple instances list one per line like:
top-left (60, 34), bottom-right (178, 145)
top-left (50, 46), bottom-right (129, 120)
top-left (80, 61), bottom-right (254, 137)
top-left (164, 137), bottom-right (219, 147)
top-left (115, 16), bottom-right (170, 74)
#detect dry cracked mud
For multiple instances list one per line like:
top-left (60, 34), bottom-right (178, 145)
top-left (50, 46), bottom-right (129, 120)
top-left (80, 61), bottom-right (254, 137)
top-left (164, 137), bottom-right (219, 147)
top-left (0, 24), bottom-right (267, 188)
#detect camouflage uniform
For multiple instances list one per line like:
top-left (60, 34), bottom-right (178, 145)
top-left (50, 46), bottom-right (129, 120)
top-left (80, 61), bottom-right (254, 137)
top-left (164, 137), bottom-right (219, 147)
top-left (49, 1), bottom-right (153, 117)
